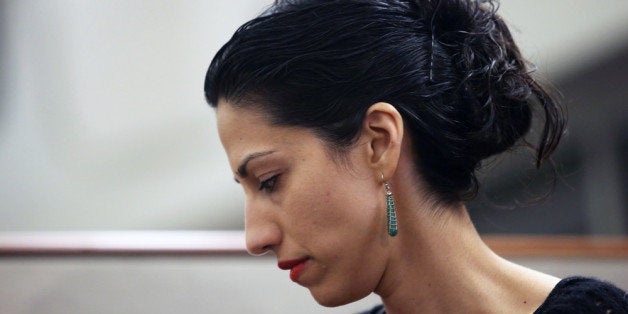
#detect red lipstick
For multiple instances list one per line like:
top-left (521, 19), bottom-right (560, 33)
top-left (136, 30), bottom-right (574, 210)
top-left (278, 257), bottom-right (309, 282)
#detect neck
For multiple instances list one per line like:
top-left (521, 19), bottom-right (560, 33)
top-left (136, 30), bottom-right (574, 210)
top-left (374, 202), bottom-right (558, 314)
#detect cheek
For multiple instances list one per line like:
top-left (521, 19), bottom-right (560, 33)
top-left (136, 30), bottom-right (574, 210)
top-left (287, 170), bottom-right (381, 239)
top-left (286, 183), bottom-right (337, 233)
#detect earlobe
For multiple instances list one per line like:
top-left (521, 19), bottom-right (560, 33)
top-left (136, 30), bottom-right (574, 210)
top-left (362, 102), bottom-right (404, 178)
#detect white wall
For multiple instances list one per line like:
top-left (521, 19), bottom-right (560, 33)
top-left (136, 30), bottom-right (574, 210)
top-left (0, 0), bottom-right (269, 230)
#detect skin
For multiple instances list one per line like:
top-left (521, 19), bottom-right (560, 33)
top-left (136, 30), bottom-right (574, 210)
top-left (216, 100), bottom-right (560, 313)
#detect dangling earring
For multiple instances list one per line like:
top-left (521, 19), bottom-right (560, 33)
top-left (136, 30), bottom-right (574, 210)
top-left (381, 173), bottom-right (398, 237)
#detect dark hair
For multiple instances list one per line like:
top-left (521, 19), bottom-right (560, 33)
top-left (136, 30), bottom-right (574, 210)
top-left (204, 0), bottom-right (565, 204)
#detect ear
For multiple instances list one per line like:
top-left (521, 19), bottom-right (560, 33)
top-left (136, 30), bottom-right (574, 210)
top-left (361, 102), bottom-right (404, 180)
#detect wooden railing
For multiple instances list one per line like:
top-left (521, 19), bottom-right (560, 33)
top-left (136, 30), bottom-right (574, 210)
top-left (0, 231), bottom-right (627, 257)
top-left (482, 235), bottom-right (628, 258)
top-left (0, 231), bottom-right (247, 256)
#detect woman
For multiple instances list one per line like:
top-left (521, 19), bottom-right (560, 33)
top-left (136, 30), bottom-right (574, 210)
top-left (205, 0), bottom-right (627, 312)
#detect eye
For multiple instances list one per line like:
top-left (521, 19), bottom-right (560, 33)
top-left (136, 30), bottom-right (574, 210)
top-left (258, 175), bottom-right (279, 193)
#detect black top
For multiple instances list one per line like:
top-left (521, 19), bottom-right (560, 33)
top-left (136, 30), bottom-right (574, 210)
top-left (534, 276), bottom-right (627, 313)
top-left (361, 276), bottom-right (627, 314)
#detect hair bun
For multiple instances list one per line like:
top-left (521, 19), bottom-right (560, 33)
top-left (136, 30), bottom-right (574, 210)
top-left (416, 0), bottom-right (536, 159)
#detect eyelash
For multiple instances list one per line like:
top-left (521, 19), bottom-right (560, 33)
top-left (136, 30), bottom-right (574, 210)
top-left (258, 175), bottom-right (279, 193)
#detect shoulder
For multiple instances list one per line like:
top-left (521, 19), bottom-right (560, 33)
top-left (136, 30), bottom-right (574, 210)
top-left (535, 276), bottom-right (628, 314)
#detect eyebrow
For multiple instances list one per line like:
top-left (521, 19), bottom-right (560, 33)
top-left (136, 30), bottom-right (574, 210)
top-left (235, 150), bottom-right (275, 181)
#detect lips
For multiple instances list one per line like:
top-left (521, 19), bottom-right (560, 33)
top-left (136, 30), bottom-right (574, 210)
top-left (278, 257), bottom-right (309, 282)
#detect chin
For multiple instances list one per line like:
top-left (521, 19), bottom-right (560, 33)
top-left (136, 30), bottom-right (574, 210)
top-left (310, 286), bottom-right (370, 308)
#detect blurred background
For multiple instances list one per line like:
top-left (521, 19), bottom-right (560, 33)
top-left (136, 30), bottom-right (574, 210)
top-left (1, 1), bottom-right (627, 314)
top-left (1, 1), bottom-right (627, 234)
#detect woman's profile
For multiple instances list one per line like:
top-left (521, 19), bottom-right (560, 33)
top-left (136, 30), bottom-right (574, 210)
top-left (204, 0), bottom-right (627, 312)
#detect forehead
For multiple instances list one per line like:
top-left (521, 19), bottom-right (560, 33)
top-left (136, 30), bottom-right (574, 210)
top-left (216, 101), bottom-right (311, 169)
top-left (216, 100), bottom-right (268, 143)
top-left (217, 101), bottom-right (269, 153)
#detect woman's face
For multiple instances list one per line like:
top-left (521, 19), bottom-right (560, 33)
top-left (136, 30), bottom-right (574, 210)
top-left (217, 102), bottom-right (390, 306)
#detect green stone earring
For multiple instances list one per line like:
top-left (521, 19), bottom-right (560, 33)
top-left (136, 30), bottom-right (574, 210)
top-left (381, 173), bottom-right (398, 237)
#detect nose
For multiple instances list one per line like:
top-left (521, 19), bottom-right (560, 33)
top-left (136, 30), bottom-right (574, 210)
top-left (244, 198), bottom-right (282, 256)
